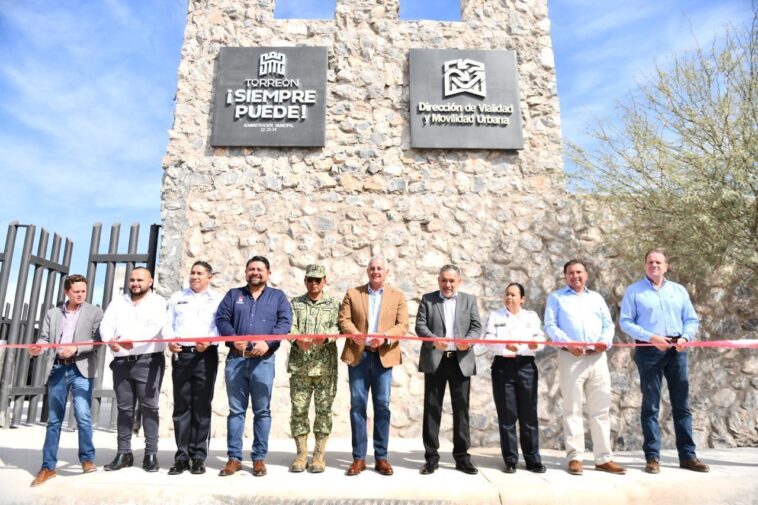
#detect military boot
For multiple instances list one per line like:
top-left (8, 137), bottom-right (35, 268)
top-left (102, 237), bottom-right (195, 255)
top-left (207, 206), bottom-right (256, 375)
top-left (310, 434), bottom-right (328, 473)
top-left (289, 435), bottom-right (309, 473)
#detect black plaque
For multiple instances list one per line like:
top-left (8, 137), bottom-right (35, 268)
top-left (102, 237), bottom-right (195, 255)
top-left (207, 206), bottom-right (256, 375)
top-left (409, 49), bottom-right (524, 150)
top-left (210, 47), bottom-right (327, 147)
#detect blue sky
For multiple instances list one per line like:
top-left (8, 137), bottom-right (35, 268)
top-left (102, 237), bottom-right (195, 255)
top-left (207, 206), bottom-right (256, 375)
top-left (0, 0), bottom-right (752, 277)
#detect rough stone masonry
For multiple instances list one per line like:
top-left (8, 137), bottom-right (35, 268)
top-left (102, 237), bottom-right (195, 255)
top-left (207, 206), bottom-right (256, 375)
top-left (159, 0), bottom-right (757, 451)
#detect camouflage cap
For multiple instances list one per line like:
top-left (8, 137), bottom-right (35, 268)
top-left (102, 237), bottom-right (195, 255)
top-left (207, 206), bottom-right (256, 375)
top-left (305, 264), bottom-right (326, 278)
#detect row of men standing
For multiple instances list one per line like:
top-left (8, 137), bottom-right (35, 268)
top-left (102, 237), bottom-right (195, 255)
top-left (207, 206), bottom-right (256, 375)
top-left (28, 249), bottom-right (709, 487)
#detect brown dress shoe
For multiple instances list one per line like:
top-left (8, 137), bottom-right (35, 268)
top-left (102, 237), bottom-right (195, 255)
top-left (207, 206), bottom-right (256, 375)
top-left (568, 460), bottom-right (583, 475)
top-left (30, 468), bottom-right (56, 487)
top-left (595, 461), bottom-right (626, 475)
top-left (375, 458), bottom-right (393, 476)
top-left (645, 459), bottom-right (660, 474)
top-left (82, 460), bottom-right (97, 473)
top-left (680, 458), bottom-right (709, 473)
top-left (218, 459), bottom-right (242, 476)
top-left (346, 459), bottom-right (366, 476)
top-left (252, 460), bottom-right (267, 477)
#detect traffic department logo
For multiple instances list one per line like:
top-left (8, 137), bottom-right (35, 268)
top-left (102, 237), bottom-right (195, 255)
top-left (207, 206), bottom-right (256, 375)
top-left (259, 51), bottom-right (286, 77)
top-left (410, 49), bottom-right (523, 149)
top-left (443, 58), bottom-right (486, 99)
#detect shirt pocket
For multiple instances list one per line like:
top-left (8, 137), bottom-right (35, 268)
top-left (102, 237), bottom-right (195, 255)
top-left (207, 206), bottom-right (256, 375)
top-left (173, 302), bottom-right (193, 326)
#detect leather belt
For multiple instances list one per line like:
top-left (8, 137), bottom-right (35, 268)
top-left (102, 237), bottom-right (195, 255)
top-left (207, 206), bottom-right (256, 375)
top-left (54, 356), bottom-right (77, 365)
top-left (560, 347), bottom-right (600, 355)
top-left (179, 345), bottom-right (216, 354)
top-left (494, 355), bottom-right (534, 361)
top-left (636, 337), bottom-right (681, 345)
top-left (229, 348), bottom-right (257, 359)
top-left (113, 351), bottom-right (163, 363)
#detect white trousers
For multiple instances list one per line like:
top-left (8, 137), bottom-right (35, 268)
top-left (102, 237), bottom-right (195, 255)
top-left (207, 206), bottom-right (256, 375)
top-left (557, 350), bottom-right (612, 464)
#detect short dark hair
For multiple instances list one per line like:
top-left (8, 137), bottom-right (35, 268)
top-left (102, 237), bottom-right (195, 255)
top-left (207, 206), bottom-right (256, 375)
top-left (246, 255), bottom-right (270, 270)
top-left (131, 266), bottom-right (153, 278)
top-left (64, 274), bottom-right (88, 291)
top-left (191, 260), bottom-right (213, 274)
top-left (438, 264), bottom-right (461, 277)
top-left (505, 282), bottom-right (525, 297)
top-left (563, 259), bottom-right (587, 274)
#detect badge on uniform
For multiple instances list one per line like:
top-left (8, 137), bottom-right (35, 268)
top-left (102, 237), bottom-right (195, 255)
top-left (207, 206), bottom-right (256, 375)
top-left (236, 295), bottom-right (245, 304)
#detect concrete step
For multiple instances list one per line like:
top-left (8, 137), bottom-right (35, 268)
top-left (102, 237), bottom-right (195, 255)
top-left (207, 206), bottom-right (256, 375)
top-left (2, 425), bottom-right (756, 505)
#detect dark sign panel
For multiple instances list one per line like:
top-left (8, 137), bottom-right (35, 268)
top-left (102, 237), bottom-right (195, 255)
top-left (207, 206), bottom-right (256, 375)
top-left (210, 47), bottom-right (327, 147)
top-left (409, 49), bottom-right (524, 150)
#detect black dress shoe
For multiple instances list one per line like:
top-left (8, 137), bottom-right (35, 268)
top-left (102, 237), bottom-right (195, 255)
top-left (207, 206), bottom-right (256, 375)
top-left (142, 454), bottom-right (160, 472)
top-left (104, 453), bottom-right (134, 471)
top-left (504, 463), bottom-right (516, 473)
top-left (526, 462), bottom-right (547, 473)
top-left (420, 461), bottom-right (439, 475)
top-left (455, 460), bottom-right (479, 475)
top-left (190, 460), bottom-right (206, 475)
top-left (168, 460), bottom-right (190, 475)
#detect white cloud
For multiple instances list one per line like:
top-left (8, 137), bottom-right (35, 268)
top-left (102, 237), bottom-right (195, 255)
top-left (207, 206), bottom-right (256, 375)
top-left (0, 1), bottom-right (182, 222)
top-left (568, 1), bottom-right (667, 41)
top-left (550, 0), bottom-right (753, 152)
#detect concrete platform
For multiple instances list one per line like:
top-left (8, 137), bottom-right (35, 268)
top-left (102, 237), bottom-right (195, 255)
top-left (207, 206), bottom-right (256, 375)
top-left (1, 425), bottom-right (756, 505)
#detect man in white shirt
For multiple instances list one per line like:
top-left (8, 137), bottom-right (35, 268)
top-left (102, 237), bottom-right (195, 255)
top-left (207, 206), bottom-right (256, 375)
top-left (164, 261), bottom-right (222, 476)
top-left (99, 267), bottom-right (167, 473)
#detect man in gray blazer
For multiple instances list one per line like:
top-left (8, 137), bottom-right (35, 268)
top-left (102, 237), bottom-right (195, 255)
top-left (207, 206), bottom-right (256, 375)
top-left (415, 264), bottom-right (482, 475)
top-left (28, 274), bottom-right (103, 487)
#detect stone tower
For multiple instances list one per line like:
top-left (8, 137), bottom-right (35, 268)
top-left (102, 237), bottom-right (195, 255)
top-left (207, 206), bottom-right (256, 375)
top-left (159, 0), bottom-right (573, 445)
top-left (158, 1), bottom-right (758, 451)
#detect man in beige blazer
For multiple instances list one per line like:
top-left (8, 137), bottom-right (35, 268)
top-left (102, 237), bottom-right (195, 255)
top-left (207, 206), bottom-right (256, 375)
top-left (340, 256), bottom-right (409, 477)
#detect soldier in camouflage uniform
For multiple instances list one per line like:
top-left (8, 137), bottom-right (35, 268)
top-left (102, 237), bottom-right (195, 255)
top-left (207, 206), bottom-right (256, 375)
top-left (288, 264), bottom-right (340, 473)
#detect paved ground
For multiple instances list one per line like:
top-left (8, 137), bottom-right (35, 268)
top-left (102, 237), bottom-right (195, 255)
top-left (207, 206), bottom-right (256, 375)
top-left (1, 425), bottom-right (757, 505)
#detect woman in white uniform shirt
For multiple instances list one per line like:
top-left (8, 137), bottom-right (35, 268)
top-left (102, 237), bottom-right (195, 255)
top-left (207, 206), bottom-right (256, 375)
top-left (485, 283), bottom-right (546, 473)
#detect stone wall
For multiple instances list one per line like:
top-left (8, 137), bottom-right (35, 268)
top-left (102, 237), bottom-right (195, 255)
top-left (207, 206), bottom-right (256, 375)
top-left (158, 0), bottom-right (757, 451)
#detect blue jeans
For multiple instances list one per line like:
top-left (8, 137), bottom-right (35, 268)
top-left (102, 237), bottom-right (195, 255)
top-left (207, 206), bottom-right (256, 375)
top-left (224, 354), bottom-right (275, 461)
top-left (635, 347), bottom-right (696, 461)
top-left (42, 364), bottom-right (94, 470)
top-left (348, 351), bottom-right (392, 460)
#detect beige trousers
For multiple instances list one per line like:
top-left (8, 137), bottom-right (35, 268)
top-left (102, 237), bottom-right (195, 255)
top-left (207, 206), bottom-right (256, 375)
top-left (557, 350), bottom-right (613, 464)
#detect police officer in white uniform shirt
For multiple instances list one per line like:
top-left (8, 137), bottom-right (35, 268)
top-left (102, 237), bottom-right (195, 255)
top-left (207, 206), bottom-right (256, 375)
top-left (164, 261), bottom-right (222, 475)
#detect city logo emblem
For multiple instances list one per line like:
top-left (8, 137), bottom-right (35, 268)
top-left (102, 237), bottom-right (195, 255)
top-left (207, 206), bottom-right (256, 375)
top-left (443, 58), bottom-right (486, 99)
top-left (259, 51), bottom-right (286, 77)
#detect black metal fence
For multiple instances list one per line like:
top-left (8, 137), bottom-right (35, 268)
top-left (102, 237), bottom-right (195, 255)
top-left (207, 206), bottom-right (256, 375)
top-left (0, 221), bottom-right (160, 429)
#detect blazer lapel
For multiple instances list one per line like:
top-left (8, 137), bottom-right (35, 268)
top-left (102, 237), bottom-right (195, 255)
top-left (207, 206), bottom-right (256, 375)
top-left (453, 294), bottom-right (465, 338)
top-left (360, 285), bottom-right (370, 333)
top-left (72, 303), bottom-right (89, 341)
top-left (433, 293), bottom-right (445, 336)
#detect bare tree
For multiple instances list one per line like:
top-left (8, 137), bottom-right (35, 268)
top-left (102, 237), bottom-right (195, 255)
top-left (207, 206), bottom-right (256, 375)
top-left (568, 15), bottom-right (757, 284)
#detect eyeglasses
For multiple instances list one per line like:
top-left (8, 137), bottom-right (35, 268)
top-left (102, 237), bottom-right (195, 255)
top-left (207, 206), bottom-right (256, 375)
top-left (305, 277), bottom-right (323, 283)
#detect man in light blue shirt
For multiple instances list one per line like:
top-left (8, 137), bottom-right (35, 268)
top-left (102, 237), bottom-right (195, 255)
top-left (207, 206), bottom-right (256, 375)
top-left (619, 248), bottom-right (709, 474)
top-left (544, 259), bottom-right (625, 476)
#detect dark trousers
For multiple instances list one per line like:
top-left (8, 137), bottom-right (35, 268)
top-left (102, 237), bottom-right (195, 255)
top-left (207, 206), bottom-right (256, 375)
top-left (172, 347), bottom-right (218, 462)
top-left (422, 355), bottom-right (471, 464)
top-left (110, 353), bottom-right (166, 455)
top-left (491, 356), bottom-right (541, 466)
top-left (635, 346), bottom-right (696, 461)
